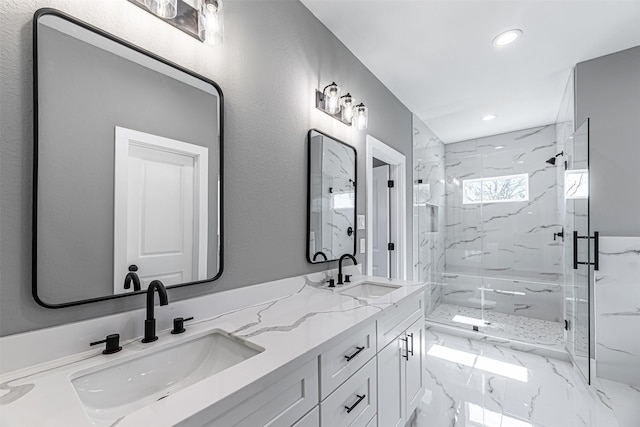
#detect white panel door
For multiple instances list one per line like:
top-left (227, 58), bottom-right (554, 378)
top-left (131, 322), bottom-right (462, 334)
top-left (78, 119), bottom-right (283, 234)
top-left (377, 336), bottom-right (405, 427)
top-left (114, 127), bottom-right (208, 293)
top-left (372, 165), bottom-right (390, 278)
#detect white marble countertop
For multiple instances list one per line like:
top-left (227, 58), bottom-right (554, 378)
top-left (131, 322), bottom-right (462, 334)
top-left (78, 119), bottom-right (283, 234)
top-left (0, 273), bottom-right (426, 426)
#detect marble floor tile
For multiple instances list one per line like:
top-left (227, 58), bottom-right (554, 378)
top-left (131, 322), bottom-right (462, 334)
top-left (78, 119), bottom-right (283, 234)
top-left (415, 331), bottom-right (625, 427)
top-left (427, 303), bottom-right (564, 348)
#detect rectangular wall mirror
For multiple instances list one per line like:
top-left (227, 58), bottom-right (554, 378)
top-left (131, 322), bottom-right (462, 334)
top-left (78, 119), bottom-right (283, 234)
top-left (306, 129), bottom-right (357, 263)
top-left (33, 9), bottom-right (223, 307)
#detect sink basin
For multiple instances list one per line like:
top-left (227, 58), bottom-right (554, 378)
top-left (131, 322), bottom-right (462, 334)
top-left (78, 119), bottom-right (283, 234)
top-left (338, 282), bottom-right (401, 299)
top-left (71, 330), bottom-right (263, 422)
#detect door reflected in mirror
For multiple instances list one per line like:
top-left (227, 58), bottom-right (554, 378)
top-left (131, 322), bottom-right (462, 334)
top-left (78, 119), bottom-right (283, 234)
top-left (33, 9), bottom-right (223, 307)
top-left (306, 129), bottom-right (357, 263)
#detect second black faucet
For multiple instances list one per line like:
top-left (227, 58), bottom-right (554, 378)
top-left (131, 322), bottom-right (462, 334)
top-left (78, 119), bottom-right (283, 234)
top-left (142, 280), bottom-right (169, 343)
top-left (337, 254), bottom-right (357, 285)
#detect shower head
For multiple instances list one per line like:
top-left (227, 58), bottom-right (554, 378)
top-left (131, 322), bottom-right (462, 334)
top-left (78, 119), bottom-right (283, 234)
top-left (546, 151), bottom-right (564, 165)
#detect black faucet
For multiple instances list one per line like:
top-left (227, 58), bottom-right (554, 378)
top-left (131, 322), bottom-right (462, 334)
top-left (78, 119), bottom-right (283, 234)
top-left (338, 254), bottom-right (357, 285)
top-left (142, 280), bottom-right (169, 343)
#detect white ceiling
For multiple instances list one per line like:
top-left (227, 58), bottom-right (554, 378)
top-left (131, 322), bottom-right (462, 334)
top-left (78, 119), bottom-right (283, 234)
top-left (301, 0), bottom-right (640, 143)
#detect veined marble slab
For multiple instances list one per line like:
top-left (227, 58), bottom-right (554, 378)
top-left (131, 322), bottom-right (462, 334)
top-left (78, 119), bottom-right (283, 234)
top-left (595, 236), bottom-right (640, 387)
top-left (0, 271), bottom-right (425, 427)
top-left (440, 272), bottom-right (562, 322)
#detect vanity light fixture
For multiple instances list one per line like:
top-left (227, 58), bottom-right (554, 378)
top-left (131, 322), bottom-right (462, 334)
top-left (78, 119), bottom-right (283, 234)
top-left (323, 82), bottom-right (341, 114)
top-left (492, 29), bottom-right (523, 47)
top-left (341, 93), bottom-right (354, 123)
top-left (199, 0), bottom-right (224, 45)
top-left (315, 83), bottom-right (368, 129)
top-left (482, 114), bottom-right (497, 121)
top-left (354, 103), bottom-right (368, 130)
top-left (128, 0), bottom-right (224, 45)
top-left (144, 0), bottom-right (177, 18)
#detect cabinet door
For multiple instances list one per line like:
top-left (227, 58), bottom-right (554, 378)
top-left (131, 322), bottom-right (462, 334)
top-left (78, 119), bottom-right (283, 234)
top-left (404, 320), bottom-right (425, 418)
top-left (377, 336), bottom-right (406, 427)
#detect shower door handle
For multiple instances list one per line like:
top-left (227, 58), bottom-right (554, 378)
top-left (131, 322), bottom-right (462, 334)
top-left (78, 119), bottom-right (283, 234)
top-left (573, 231), bottom-right (599, 271)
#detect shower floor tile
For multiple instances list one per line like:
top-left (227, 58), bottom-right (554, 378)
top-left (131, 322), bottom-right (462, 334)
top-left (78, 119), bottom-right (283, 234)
top-left (427, 303), bottom-right (564, 347)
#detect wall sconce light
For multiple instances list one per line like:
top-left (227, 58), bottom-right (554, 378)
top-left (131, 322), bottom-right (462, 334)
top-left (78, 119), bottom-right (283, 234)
top-left (315, 83), bottom-right (368, 129)
top-left (198, 0), bottom-right (224, 45)
top-left (128, 0), bottom-right (224, 45)
top-left (144, 0), bottom-right (178, 19)
top-left (354, 103), bottom-right (368, 130)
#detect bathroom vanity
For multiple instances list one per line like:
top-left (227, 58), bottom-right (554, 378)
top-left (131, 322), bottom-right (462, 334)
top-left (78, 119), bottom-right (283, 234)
top-left (0, 272), bottom-right (426, 426)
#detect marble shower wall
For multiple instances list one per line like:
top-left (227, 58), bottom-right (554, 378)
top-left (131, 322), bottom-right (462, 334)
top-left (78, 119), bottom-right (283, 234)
top-left (444, 125), bottom-right (563, 280)
top-left (442, 125), bottom-right (564, 321)
top-left (412, 115), bottom-right (445, 315)
top-left (595, 236), bottom-right (640, 387)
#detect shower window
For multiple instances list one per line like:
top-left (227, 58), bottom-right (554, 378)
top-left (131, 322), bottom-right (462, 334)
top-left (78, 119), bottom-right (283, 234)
top-left (462, 173), bottom-right (529, 204)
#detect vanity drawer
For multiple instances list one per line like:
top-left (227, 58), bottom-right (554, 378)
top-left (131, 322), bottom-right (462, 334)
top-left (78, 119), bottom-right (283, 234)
top-left (377, 293), bottom-right (423, 350)
top-left (196, 358), bottom-right (318, 427)
top-left (293, 406), bottom-right (319, 427)
top-left (320, 322), bottom-right (376, 399)
top-left (320, 357), bottom-right (377, 427)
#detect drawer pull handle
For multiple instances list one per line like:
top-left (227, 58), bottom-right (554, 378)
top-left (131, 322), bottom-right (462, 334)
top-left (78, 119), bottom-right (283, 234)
top-left (344, 346), bottom-right (365, 362)
top-left (345, 394), bottom-right (366, 413)
top-left (407, 333), bottom-right (414, 356)
top-left (400, 336), bottom-right (409, 360)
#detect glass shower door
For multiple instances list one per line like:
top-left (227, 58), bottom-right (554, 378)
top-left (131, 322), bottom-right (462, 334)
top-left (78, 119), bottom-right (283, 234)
top-left (564, 119), bottom-right (591, 383)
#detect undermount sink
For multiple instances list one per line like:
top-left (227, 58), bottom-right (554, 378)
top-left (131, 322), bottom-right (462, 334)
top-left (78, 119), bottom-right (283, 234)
top-left (338, 282), bottom-right (401, 299)
top-left (71, 330), bottom-right (263, 423)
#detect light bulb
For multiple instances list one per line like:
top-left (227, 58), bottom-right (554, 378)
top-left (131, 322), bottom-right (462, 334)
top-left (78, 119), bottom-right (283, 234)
top-left (199, 0), bottom-right (224, 45)
top-left (341, 93), bottom-right (354, 123)
top-left (323, 82), bottom-right (341, 115)
top-left (493, 29), bottom-right (523, 47)
top-left (144, 0), bottom-right (177, 19)
top-left (354, 103), bottom-right (368, 130)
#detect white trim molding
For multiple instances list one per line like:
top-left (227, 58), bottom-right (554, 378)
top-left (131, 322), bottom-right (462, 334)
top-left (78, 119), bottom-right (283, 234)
top-left (365, 135), bottom-right (407, 280)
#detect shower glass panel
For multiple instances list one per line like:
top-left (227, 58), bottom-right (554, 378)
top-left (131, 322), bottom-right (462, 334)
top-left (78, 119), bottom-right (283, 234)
top-left (564, 119), bottom-right (591, 383)
top-left (424, 125), bottom-right (565, 350)
top-left (442, 151), bottom-right (486, 331)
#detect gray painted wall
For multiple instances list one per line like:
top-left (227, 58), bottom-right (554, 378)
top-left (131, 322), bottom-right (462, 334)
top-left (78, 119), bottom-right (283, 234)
top-left (0, 0), bottom-right (413, 336)
top-left (575, 45), bottom-right (640, 236)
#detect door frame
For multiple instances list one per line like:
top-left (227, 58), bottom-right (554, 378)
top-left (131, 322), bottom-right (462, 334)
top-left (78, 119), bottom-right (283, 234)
top-left (113, 126), bottom-right (209, 294)
top-left (366, 135), bottom-right (407, 279)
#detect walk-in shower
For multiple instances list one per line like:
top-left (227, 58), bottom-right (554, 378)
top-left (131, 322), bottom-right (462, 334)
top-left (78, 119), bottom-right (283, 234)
top-left (414, 123), bottom-right (569, 352)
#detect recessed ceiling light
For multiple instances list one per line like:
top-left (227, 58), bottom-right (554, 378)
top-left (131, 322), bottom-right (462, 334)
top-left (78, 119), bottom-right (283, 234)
top-left (493, 29), bottom-right (523, 47)
top-left (482, 114), bottom-right (497, 121)
top-left (494, 145), bottom-right (504, 150)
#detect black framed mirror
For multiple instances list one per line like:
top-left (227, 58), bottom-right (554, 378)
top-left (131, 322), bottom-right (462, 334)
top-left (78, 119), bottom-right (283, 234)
top-left (306, 129), bottom-right (357, 263)
top-left (33, 9), bottom-right (223, 308)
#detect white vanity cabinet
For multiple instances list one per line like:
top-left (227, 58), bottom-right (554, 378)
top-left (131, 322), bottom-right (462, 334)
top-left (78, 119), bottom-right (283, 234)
top-left (376, 293), bottom-right (425, 427)
top-left (184, 358), bottom-right (319, 427)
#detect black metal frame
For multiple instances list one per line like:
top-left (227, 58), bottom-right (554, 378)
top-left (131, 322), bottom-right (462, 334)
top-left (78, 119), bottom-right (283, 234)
top-left (306, 129), bottom-right (357, 264)
top-left (32, 8), bottom-right (224, 308)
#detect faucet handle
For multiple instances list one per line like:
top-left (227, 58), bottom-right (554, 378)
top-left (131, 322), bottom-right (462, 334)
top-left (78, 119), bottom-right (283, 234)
top-left (326, 279), bottom-right (335, 288)
top-left (171, 316), bottom-right (194, 334)
top-left (90, 333), bottom-right (122, 354)
top-left (345, 274), bottom-right (352, 283)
